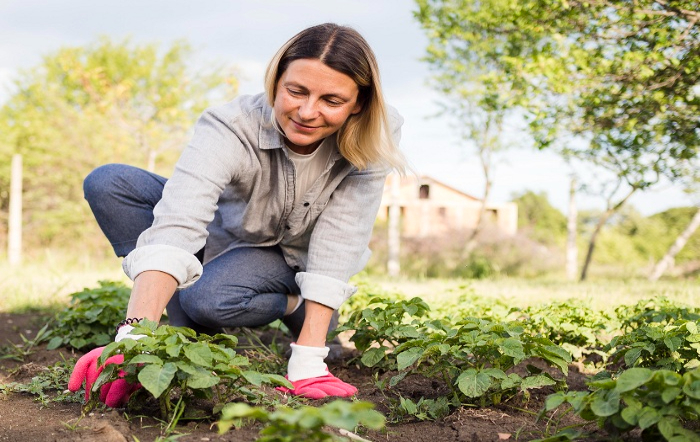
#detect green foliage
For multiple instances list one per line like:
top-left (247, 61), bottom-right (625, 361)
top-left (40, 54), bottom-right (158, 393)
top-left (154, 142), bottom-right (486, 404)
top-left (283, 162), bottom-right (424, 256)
top-left (544, 367), bottom-right (700, 441)
top-left (512, 190), bottom-right (568, 247)
top-left (0, 358), bottom-right (82, 406)
top-left (45, 281), bottom-right (131, 350)
top-left (515, 300), bottom-right (618, 362)
top-left (382, 394), bottom-right (452, 423)
top-left (217, 400), bottom-right (385, 441)
top-left (607, 320), bottom-right (700, 373)
top-left (95, 320), bottom-right (291, 428)
top-left (396, 228), bottom-right (562, 279)
top-left (0, 322), bottom-right (52, 362)
top-left (0, 37), bottom-right (237, 249)
top-left (431, 290), bottom-right (513, 323)
top-left (615, 297), bottom-right (700, 332)
top-left (650, 207), bottom-right (700, 264)
top-left (415, 0), bottom-right (700, 280)
top-left (336, 297), bottom-right (571, 408)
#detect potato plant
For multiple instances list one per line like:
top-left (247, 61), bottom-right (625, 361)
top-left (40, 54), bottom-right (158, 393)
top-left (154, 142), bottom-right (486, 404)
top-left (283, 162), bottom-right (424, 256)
top-left (335, 297), bottom-right (571, 407)
top-left (615, 297), bottom-right (700, 332)
top-left (94, 320), bottom-right (291, 427)
top-left (46, 281), bottom-right (132, 350)
top-left (217, 400), bottom-right (385, 441)
top-left (543, 367), bottom-right (700, 442)
top-left (515, 300), bottom-right (618, 362)
top-left (606, 320), bottom-right (700, 373)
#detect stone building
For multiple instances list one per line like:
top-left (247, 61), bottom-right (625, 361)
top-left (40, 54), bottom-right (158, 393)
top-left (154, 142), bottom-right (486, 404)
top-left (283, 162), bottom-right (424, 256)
top-left (377, 174), bottom-right (518, 237)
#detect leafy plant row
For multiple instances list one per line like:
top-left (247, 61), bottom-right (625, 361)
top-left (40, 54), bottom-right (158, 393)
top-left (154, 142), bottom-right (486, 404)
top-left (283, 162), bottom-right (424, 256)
top-left (334, 297), bottom-right (571, 408)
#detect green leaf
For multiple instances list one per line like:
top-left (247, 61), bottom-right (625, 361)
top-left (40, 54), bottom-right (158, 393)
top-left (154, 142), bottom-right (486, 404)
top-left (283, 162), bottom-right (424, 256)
top-left (46, 336), bottom-right (64, 350)
top-left (682, 379), bottom-right (700, 399)
top-left (138, 362), bottom-right (177, 398)
top-left (621, 405), bottom-right (640, 425)
top-left (521, 374), bottom-right (556, 391)
top-left (184, 342), bottom-right (213, 367)
top-left (165, 344), bottom-right (182, 357)
top-left (129, 354), bottom-right (163, 365)
top-left (242, 370), bottom-right (264, 386)
top-left (544, 393), bottom-right (566, 411)
top-left (482, 368), bottom-right (507, 380)
top-left (501, 338), bottom-right (525, 359)
top-left (69, 337), bottom-right (88, 349)
top-left (661, 387), bottom-right (682, 404)
top-left (614, 368), bottom-right (654, 393)
top-left (457, 369), bottom-right (492, 398)
top-left (186, 368), bottom-right (220, 389)
top-left (361, 347), bottom-right (386, 368)
top-left (397, 347), bottom-right (424, 371)
top-left (590, 390), bottom-right (620, 417)
top-left (637, 407), bottom-right (660, 430)
top-left (658, 416), bottom-right (678, 440)
top-left (624, 347), bottom-right (643, 367)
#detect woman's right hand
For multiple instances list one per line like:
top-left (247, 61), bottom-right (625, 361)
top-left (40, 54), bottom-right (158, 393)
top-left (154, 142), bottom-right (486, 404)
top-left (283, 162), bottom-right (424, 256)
top-left (68, 346), bottom-right (141, 407)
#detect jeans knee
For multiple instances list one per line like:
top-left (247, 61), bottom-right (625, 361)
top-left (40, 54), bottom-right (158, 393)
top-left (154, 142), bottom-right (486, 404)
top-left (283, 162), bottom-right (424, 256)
top-left (179, 286), bottom-right (253, 328)
top-left (83, 164), bottom-right (128, 203)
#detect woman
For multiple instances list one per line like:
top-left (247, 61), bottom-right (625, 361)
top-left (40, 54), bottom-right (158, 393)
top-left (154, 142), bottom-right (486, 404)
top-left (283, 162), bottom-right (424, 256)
top-left (68, 23), bottom-right (406, 405)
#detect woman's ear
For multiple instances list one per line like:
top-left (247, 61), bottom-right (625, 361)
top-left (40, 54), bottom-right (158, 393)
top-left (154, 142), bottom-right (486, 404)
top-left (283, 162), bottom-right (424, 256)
top-left (351, 102), bottom-right (362, 115)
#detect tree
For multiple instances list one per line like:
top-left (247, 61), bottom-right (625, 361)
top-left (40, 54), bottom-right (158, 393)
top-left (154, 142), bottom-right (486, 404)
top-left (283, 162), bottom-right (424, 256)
top-left (0, 37), bottom-right (238, 248)
top-left (415, 0), bottom-right (699, 280)
top-left (511, 190), bottom-right (567, 246)
top-left (649, 207), bottom-right (700, 280)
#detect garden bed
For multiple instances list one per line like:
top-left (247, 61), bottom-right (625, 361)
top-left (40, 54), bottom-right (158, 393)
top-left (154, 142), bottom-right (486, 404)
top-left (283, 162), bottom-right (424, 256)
top-left (0, 311), bottom-right (599, 442)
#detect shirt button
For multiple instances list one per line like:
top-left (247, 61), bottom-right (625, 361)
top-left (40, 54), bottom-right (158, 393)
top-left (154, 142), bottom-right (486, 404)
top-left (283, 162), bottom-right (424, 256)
top-left (293, 265), bottom-right (300, 270)
top-left (285, 225), bottom-right (291, 230)
top-left (303, 202), bottom-right (310, 207)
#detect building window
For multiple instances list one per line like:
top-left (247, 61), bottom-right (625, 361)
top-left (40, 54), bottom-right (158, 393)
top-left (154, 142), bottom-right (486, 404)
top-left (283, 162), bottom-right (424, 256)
top-left (419, 184), bottom-right (430, 199)
top-left (438, 207), bottom-right (446, 218)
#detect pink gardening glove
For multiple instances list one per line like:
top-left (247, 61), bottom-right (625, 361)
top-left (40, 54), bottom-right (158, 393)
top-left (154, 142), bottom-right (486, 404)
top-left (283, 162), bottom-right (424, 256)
top-left (276, 371), bottom-right (358, 399)
top-left (275, 342), bottom-right (357, 399)
top-left (68, 326), bottom-right (144, 408)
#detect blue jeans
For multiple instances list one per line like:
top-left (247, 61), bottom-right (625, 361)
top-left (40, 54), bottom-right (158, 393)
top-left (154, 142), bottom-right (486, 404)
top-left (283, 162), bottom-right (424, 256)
top-left (83, 164), bottom-right (299, 333)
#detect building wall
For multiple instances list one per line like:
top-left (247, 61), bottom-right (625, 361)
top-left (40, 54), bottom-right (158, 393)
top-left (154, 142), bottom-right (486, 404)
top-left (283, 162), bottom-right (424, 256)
top-left (377, 175), bottom-right (518, 237)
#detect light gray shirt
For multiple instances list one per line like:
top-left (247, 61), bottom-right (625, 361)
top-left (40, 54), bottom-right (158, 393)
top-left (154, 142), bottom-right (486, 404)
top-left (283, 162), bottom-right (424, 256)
top-left (122, 93), bottom-right (403, 309)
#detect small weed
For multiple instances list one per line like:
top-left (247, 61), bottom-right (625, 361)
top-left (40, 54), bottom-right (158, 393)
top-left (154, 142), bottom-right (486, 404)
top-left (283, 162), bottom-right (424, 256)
top-left (0, 323), bottom-right (51, 362)
top-left (0, 357), bottom-right (82, 405)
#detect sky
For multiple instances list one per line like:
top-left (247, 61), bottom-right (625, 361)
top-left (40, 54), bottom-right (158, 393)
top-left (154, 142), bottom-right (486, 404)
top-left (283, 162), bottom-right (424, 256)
top-left (0, 0), bottom-right (695, 216)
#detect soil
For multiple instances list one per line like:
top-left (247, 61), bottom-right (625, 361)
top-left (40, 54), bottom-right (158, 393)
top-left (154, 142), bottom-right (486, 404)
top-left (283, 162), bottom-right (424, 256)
top-left (0, 312), bottom-right (612, 442)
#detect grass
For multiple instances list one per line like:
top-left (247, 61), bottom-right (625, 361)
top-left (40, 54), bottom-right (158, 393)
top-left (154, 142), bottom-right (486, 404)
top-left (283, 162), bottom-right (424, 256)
top-left (368, 275), bottom-right (700, 312)
top-left (0, 250), bottom-right (128, 313)
top-left (1, 249), bottom-right (698, 314)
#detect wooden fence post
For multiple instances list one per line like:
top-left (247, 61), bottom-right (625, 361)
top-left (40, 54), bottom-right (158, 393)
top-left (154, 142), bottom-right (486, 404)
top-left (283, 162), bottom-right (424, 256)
top-left (8, 154), bottom-right (22, 266)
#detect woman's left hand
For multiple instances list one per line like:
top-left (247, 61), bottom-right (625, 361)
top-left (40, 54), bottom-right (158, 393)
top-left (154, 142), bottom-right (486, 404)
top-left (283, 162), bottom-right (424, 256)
top-left (276, 370), bottom-right (357, 399)
top-left (276, 342), bottom-right (357, 399)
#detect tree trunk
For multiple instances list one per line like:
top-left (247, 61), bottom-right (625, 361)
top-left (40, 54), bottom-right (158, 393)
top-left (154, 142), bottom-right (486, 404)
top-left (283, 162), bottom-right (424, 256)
top-left (649, 207), bottom-right (700, 281)
top-left (566, 176), bottom-right (578, 281)
top-left (387, 174), bottom-right (401, 276)
top-left (8, 154), bottom-right (22, 266)
top-left (464, 138), bottom-right (493, 256)
top-left (580, 187), bottom-right (637, 281)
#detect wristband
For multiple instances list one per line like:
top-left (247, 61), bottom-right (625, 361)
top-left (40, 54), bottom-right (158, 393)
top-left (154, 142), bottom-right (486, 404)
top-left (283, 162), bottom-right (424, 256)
top-left (115, 317), bottom-right (143, 334)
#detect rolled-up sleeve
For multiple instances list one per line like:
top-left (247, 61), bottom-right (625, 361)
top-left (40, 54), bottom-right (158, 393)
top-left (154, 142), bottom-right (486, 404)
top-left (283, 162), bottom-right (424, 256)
top-left (297, 111), bottom-right (404, 309)
top-left (121, 108), bottom-right (242, 287)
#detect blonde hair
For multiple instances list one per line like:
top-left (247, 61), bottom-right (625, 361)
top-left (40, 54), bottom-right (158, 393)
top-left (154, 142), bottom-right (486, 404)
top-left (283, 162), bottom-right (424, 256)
top-left (265, 23), bottom-right (406, 173)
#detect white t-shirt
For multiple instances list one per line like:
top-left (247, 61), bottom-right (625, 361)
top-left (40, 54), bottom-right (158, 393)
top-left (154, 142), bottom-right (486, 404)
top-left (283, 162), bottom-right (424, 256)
top-left (286, 138), bottom-right (334, 203)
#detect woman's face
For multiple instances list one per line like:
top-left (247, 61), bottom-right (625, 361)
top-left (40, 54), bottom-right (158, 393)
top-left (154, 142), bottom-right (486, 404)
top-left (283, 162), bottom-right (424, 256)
top-left (274, 58), bottom-right (362, 154)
